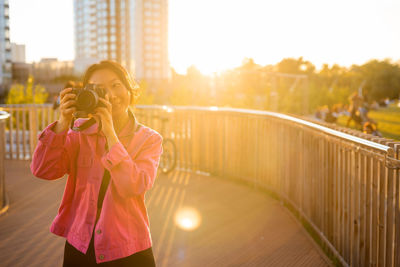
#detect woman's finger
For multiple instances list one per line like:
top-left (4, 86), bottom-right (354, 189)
top-left (92, 110), bottom-right (105, 122)
top-left (95, 106), bottom-right (110, 115)
top-left (63, 99), bottom-right (76, 108)
top-left (60, 102), bottom-right (69, 110)
top-left (60, 99), bottom-right (76, 109)
top-left (98, 98), bottom-right (112, 110)
top-left (60, 87), bottom-right (73, 99)
top-left (64, 107), bottom-right (76, 114)
top-left (60, 93), bottom-right (75, 105)
top-left (63, 93), bottom-right (76, 101)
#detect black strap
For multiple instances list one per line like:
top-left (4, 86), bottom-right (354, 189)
top-left (70, 117), bottom-right (99, 132)
top-left (96, 169), bottom-right (111, 222)
top-left (96, 141), bottom-right (111, 222)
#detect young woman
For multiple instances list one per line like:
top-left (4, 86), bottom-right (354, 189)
top-left (30, 60), bottom-right (163, 266)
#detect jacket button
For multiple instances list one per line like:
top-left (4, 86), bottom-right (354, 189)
top-left (99, 254), bottom-right (105, 260)
top-left (96, 229), bottom-right (102, 234)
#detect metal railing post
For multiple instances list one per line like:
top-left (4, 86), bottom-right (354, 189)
top-left (0, 111), bottom-right (10, 215)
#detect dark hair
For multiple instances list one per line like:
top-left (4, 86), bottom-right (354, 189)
top-left (82, 60), bottom-right (140, 106)
top-left (63, 80), bottom-right (83, 90)
top-left (64, 80), bottom-right (76, 89)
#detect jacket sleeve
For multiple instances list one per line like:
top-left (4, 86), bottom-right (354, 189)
top-left (100, 132), bottom-right (163, 197)
top-left (30, 121), bottom-right (78, 180)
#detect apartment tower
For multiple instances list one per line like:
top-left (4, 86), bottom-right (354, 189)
top-left (74, 0), bottom-right (169, 83)
top-left (0, 0), bottom-right (11, 99)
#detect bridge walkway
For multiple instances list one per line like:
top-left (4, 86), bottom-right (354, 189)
top-left (0, 160), bottom-right (331, 267)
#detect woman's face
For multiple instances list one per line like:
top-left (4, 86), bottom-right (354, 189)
top-left (88, 68), bottom-right (131, 117)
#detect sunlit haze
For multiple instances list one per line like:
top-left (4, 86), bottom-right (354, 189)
top-left (9, 0), bottom-right (74, 62)
top-left (10, 0), bottom-right (400, 75)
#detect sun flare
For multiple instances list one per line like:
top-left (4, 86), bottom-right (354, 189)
top-left (174, 207), bottom-right (201, 231)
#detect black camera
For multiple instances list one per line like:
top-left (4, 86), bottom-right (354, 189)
top-left (71, 84), bottom-right (107, 118)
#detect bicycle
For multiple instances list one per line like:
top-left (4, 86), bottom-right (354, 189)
top-left (153, 112), bottom-right (177, 174)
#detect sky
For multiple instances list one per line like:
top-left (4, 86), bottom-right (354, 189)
top-left (9, 0), bottom-right (400, 75)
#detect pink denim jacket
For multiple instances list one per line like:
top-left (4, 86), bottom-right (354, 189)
top-left (30, 113), bottom-right (163, 263)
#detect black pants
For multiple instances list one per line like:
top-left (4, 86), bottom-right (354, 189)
top-left (63, 234), bottom-right (156, 267)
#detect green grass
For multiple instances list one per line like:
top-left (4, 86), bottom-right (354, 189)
top-left (336, 103), bottom-right (400, 141)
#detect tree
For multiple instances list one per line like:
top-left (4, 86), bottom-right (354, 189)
top-left (6, 75), bottom-right (48, 104)
top-left (276, 57), bottom-right (315, 74)
top-left (350, 59), bottom-right (400, 101)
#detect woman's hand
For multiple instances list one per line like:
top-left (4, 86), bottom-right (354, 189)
top-left (93, 94), bottom-right (119, 148)
top-left (53, 87), bottom-right (76, 133)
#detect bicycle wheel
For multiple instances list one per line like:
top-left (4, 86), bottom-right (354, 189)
top-left (159, 138), bottom-right (177, 174)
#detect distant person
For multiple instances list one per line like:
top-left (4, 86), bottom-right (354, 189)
top-left (378, 98), bottom-right (387, 107)
top-left (324, 106), bottom-right (338, 123)
top-left (346, 93), bottom-right (363, 129)
top-left (331, 104), bottom-right (341, 118)
top-left (363, 121), bottom-right (382, 137)
top-left (30, 60), bottom-right (162, 266)
top-left (359, 101), bottom-right (370, 123)
top-left (359, 93), bottom-right (377, 125)
top-left (341, 104), bottom-right (350, 116)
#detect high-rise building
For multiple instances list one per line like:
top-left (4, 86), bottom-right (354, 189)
top-left (0, 0), bottom-right (11, 100)
top-left (11, 43), bottom-right (28, 84)
top-left (74, 0), bottom-right (169, 82)
top-left (11, 43), bottom-right (26, 63)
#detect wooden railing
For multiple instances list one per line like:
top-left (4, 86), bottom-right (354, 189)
top-left (0, 104), bottom-right (60, 160)
top-left (2, 104), bottom-right (400, 266)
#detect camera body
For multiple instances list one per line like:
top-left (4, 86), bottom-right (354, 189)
top-left (71, 84), bottom-right (107, 118)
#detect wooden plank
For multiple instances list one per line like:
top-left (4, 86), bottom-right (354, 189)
top-left (340, 146), bottom-right (345, 257)
top-left (40, 106), bottom-right (45, 130)
top-left (15, 109), bottom-right (20, 160)
top-left (335, 144), bottom-right (341, 254)
top-left (321, 138), bottom-right (326, 237)
top-left (29, 106), bottom-right (38, 158)
top-left (47, 106), bottom-right (52, 127)
top-left (378, 159), bottom-right (387, 267)
top-left (345, 148), bottom-right (351, 262)
top-left (394, 144), bottom-right (400, 267)
top-left (22, 109), bottom-right (27, 160)
top-left (371, 158), bottom-right (379, 266)
top-left (365, 155), bottom-right (372, 266)
top-left (328, 141), bottom-right (334, 245)
top-left (359, 153), bottom-right (366, 267)
top-left (352, 151), bottom-right (360, 267)
top-left (385, 143), bottom-right (397, 267)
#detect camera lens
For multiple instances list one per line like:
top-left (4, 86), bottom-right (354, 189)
top-left (76, 90), bottom-right (98, 111)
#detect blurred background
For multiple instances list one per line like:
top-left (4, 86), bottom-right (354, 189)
top-left (1, 0), bottom-right (400, 138)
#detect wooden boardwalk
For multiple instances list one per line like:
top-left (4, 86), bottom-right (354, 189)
top-left (0, 160), bottom-right (332, 267)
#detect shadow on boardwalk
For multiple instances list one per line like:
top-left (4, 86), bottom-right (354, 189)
top-left (0, 160), bottom-right (331, 267)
